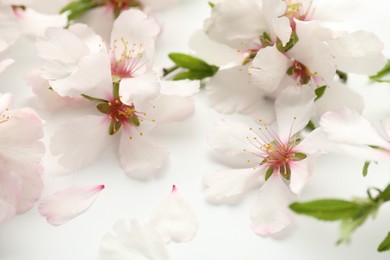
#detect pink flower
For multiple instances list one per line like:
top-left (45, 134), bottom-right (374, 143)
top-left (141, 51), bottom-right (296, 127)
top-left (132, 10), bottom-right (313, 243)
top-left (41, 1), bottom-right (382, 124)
top-left (0, 93), bottom-right (45, 223)
top-left (203, 85), bottom-right (324, 236)
top-left (36, 9), bottom-right (199, 177)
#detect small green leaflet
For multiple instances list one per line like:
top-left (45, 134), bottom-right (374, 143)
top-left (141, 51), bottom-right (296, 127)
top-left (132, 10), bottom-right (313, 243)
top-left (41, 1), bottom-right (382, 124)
top-left (370, 60), bottom-right (390, 83)
top-left (379, 184), bottom-right (390, 202)
top-left (167, 53), bottom-right (219, 81)
top-left (289, 199), bottom-right (363, 221)
top-left (378, 232), bottom-right (390, 252)
top-left (362, 161), bottom-right (370, 177)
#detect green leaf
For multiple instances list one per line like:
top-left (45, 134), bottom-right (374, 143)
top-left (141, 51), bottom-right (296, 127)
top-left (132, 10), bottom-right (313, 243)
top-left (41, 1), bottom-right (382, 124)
top-left (314, 85), bottom-right (327, 101)
top-left (60, 0), bottom-right (99, 21)
top-left (289, 199), bottom-right (362, 221)
top-left (97, 102), bottom-right (111, 114)
top-left (380, 184), bottom-right (390, 202)
top-left (362, 161), bottom-right (370, 177)
top-left (168, 53), bottom-right (217, 72)
top-left (265, 167), bottom-right (273, 181)
top-left (378, 232), bottom-right (390, 252)
top-left (172, 69), bottom-right (218, 81)
top-left (336, 70), bottom-right (348, 83)
top-left (370, 60), bottom-right (390, 83)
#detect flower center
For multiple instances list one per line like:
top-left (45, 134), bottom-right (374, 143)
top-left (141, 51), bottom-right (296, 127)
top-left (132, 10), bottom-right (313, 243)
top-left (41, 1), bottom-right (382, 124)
top-left (110, 39), bottom-right (145, 79)
top-left (285, 0), bottom-right (314, 30)
top-left (287, 61), bottom-right (314, 85)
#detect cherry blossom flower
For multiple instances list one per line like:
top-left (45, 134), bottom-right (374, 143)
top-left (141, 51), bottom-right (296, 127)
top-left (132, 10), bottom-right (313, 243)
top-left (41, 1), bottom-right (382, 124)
top-left (35, 9), bottom-right (199, 177)
top-left (203, 85), bottom-right (324, 235)
top-left (39, 184), bottom-right (105, 225)
top-left (99, 185), bottom-right (198, 259)
top-left (0, 93), bottom-right (45, 223)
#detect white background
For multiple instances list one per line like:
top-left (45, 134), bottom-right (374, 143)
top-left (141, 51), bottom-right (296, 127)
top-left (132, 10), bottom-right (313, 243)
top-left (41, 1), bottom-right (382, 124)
top-left (1, 0), bottom-right (390, 259)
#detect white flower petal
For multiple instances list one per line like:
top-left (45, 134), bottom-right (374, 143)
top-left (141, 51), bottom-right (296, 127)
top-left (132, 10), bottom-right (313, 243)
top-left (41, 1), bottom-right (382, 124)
top-left (319, 107), bottom-right (390, 149)
top-left (16, 8), bottom-right (67, 38)
top-left (249, 46), bottom-right (291, 92)
top-left (263, 0), bottom-right (291, 45)
top-left (207, 66), bottom-right (274, 121)
top-left (328, 31), bottom-right (386, 75)
top-left (314, 81), bottom-right (364, 118)
top-left (275, 84), bottom-right (316, 141)
top-left (77, 6), bottom-right (115, 42)
top-left (39, 184), bottom-right (104, 226)
top-left (149, 185), bottom-right (198, 243)
top-left (208, 120), bottom-right (266, 164)
top-left (143, 95), bottom-right (195, 123)
top-left (50, 115), bottom-right (109, 171)
top-left (204, 0), bottom-right (266, 50)
top-left (203, 168), bottom-right (263, 203)
top-left (0, 92), bottom-right (13, 113)
top-left (119, 72), bottom-right (160, 107)
top-left (0, 171), bottom-right (20, 222)
top-left (99, 219), bottom-right (169, 260)
top-left (0, 7), bottom-right (20, 52)
top-left (289, 159), bottom-right (311, 194)
top-left (250, 174), bottom-right (295, 236)
top-left (159, 80), bottom-right (200, 97)
top-left (119, 131), bottom-right (169, 178)
top-left (0, 108), bottom-right (45, 171)
top-left (14, 166), bottom-right (43, 213)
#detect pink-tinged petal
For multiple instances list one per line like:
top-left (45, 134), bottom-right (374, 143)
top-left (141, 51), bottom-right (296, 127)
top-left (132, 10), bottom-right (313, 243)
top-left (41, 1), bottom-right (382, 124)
top-left (188, 30), bottom-right (242, 67)
top-left (206, 66), bottom-right (275, 122)
top-left (250, 174), bottom-right (295, 236)
top-left (119, 73), bottom-right (160, 107)
top-left (36, 27), bottom-right (90, 64)
top-left (208, 120), bottom-right (266, 164)
top-left (119, 131), bottom-right (169, 179)
top-left (149, 185), bottom-right (198, 243)
top-left (16, 8), bottom-right (68, 38)
top-left (204, 0), bottom-right (266, 50)
top-left (328, 31), bottom-right (386, 75)
top-left (288, 20), bottom-right (335, 83)
top-left (39, 184), bottom-right (104, 226)
top-left (289, 159), bottom-right (311, 194)
top-left (15, 166), bottom-right (43, 213)
top-left (315, 81), bottom-right (364, 118)
top-left (203, 168), bottom-right (264, 203)
top-left (249, 46), bottom-right (291, 92)
top-left (0, 171), bottom-right (21, 222)
top-left (275, 84), bottom-right (316, 141)
top-left (160, 80), bottom-right (200, 97)
top-left (0, 58), bottom-right (14, 74)
top-left (99, 219), bottom-right (169, 260)
top-left (380, 118), bottom-right (390, 142)
top-left (296, 128), bottom-right (327, 155)
top-left (263, 0), bottom-right (291, 45)
top-left (46, 52), bottom-right (112, 98)
top-left (0, 108), bottom-right (45, 171)
top-left (319, 107), bottom-right (390, 149)
top-left (143, 95), bottom-right (195, 123)
top-left (0, 7), bottom-right (20, 52)
top-left (25, 69), bottom-right (86, 111)
top-left (68, 23), bottom-right (107, 53)
top-left (110, 9), bottom-right (160, 71)
top-left (50, 115), bottom-right (109, 171)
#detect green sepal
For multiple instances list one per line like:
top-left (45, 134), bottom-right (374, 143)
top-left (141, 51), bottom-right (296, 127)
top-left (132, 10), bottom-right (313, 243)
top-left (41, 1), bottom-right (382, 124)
top-left (129, 116), bottom-right (140, 127)
top-left (265, 167), bottom-right (273, 181)
top-left (305, 120), bottom-right (316, 131)
top-left (109, 120), bottom-right (121, 135)
top-left (314, 85), bottom-right (327, 101)
top-left (81, 94), bottom-right (107, 103)
top-left (208, 2), bottom-right (215, 8)
top-left (97, 102), bottom-right (111, 114)
top-left (280, 164), bottom-right (291, 180)
top-left (378, 232), bottom-right (390, 252)
top-left (276, 31), bottom-right (299, 53)
top-left (336, 70), bottom-right (348, 83)
top-left (379, 184), bottom-right (390, 202)
top-left (292, 152), bottom-right (307, 161)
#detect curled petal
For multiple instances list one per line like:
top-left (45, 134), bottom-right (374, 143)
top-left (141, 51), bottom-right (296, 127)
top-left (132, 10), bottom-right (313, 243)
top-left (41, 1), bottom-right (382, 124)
top-left (39, 184), bottom-right (104, 226)
top-left (149, 185), bottom-right (198, 243)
